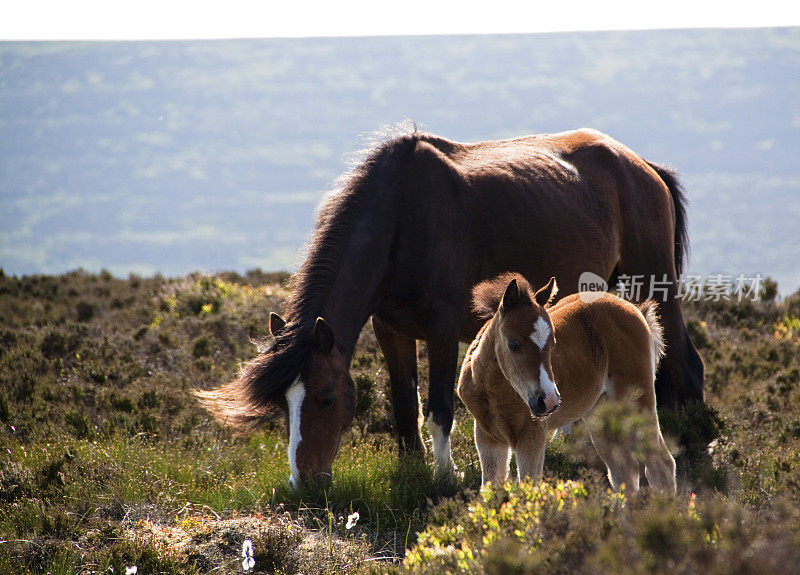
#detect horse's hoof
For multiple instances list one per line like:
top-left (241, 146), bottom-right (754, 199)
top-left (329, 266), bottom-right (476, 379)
top-left (433, 463), bottom-right (462, 486)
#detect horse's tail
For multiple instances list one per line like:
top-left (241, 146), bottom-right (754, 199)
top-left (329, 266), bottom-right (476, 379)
top-left (637, 300), bottom-right (666, 379)
top-left (646, 162), bottom-right (689, 276)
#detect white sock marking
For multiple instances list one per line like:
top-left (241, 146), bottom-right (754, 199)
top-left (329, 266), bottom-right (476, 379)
top-left (286, 376), bottom-right (305, 487)
top-left (530, 316), bottom-right (551, 349)
top-left (426, 413), bottom-right (454, 474)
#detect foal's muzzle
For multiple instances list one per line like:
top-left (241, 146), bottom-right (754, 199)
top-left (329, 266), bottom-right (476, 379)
top-left (530, 391), bottom-right (560, 417)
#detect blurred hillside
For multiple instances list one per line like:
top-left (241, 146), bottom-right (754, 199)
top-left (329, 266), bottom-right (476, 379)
top-left (1, 29), bottom-right (799, 290)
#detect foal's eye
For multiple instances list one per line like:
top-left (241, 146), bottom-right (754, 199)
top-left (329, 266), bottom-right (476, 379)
top-left (506, 339), bottom-right (521, 353)
top-left (321, 394), bottom-right (336, 408)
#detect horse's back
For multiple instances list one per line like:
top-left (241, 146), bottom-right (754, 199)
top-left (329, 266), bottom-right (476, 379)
top-left (425, 127), bottom-right (646, 179)
top-left (421, 132), bottom-right (626, 295)
top-left (375, 129), bottom-right (677, 340)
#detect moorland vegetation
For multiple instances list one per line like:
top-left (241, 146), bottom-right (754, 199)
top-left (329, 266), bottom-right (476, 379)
top-left (1, 269), bottom-right (799, 573)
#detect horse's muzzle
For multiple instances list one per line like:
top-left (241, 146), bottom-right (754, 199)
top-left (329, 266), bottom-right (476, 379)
top-left (292, 469), bottom-right (332, 490)
top-left (302, 470), bottom-right (332, 490)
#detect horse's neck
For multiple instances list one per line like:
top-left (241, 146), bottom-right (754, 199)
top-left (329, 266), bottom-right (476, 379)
top-left (323, 260), bottom-right (385, 356)
top-left (312, 212), bottom-right (397, 359)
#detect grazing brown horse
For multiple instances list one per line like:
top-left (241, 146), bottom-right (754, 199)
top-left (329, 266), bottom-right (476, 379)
top-left (195, 127), bottom-right (702, 486)
top-left (457, 274), bottom-right (676, 492)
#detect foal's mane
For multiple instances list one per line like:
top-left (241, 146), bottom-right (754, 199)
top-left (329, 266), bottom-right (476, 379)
top-left (196, 126), bottom-right (422, 428)
top-left (472, 272), bottom-right (534, 321)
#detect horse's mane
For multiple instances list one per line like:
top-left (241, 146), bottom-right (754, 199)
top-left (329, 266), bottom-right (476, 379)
top-left (284, 123), bottom-right (421, 336)
top-left (472, 272), bottom-right (534, 321)
top-left (196, 125), bottom-right (422, 429)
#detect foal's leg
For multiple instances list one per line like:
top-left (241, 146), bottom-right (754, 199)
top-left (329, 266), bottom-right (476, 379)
top-left (643, 425), bottom-right (677, 493)
top-left (611, 366), bottom-right (677, 493)
top-left (372, 317), bottom-right (425, 454)
top-left (475, 422), bottom-right (510, 485)
top-left (585, 427), bottom-right (641, 492)
top-left (513, 421), bottom-right (548, 483)
top-left (589, 434), bottom-right (640, 491)
top-left (584, 379), bottom-right (676, 493)
top-left (582, 394), bottom-right (642, 493)
top-left (635, 389), bottom-right (677, 493)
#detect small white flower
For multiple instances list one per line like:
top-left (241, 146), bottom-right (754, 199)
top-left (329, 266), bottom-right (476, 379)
top-left (125, 567), bottom-right (138, 575)
top-left (241, 539), bottom-right (255, 572)
top-left (345, 511), bottom-right (360, 530)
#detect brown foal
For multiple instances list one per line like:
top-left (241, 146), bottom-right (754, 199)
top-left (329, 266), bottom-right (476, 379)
top-left (457, 274), bottom-right (676, 493)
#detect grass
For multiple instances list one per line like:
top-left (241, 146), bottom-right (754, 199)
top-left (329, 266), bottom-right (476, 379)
top-left (1, 269), bottom-right (800, 573)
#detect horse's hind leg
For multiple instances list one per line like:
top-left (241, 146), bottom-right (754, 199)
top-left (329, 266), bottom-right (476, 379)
top-left (654, 297), bottom-right (704, 408)
top-left (372, 317), bottom-right (425, 454)
top-left (616, 217), bottom-right (703, 407)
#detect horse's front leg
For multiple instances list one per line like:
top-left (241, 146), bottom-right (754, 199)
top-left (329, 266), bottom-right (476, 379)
top-left (424, 315), bottom-right (461, 477)
top-left (513, 421), bottom-right (548, 482)
top-left (372, 316), bottom-right (425, 454)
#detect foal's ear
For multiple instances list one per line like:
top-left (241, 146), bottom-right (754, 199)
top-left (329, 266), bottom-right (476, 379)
top-left (313, 317), bottom-right (336, 354)
top-left (270, 312), bottom-right (287, 336)
top-left (534, 277), bottom-right (559, 308)
top-left (501, 278), bottom-right (523, 313)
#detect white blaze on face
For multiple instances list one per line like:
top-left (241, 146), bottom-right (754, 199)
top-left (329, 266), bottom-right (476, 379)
top-left (426, 413), bottom-right (455, 475)
top-left (285, 376), bottom-right (305, 487)
top-left (539, 364), bottom-right (560, 412)
top-left (529, 316), bottom-right (551, 350)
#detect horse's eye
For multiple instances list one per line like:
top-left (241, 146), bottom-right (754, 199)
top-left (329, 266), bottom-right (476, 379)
top-left (507, 339), bottom-right (521, 353)
top-left (321, 394), bottom-right (336, 408)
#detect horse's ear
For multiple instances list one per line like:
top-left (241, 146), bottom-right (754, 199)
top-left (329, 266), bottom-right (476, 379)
top-left (270, 312), bottom-right (287, 336)
top-left (535, 277), bottom-right (558, 308)
top-left (313, 317), bottom-right (336, 354)
top-left (500, 278), bottom-right (522, 313)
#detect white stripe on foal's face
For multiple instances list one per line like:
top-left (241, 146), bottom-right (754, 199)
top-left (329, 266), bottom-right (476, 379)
top-left (514, 365), bottom-right (560, 415)
top-left (529, 316), bottom-right (551, 349)
top-left (539, 364), bottom-right (560, 412)
top-left (285, 377), bottom-right (305, 487)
